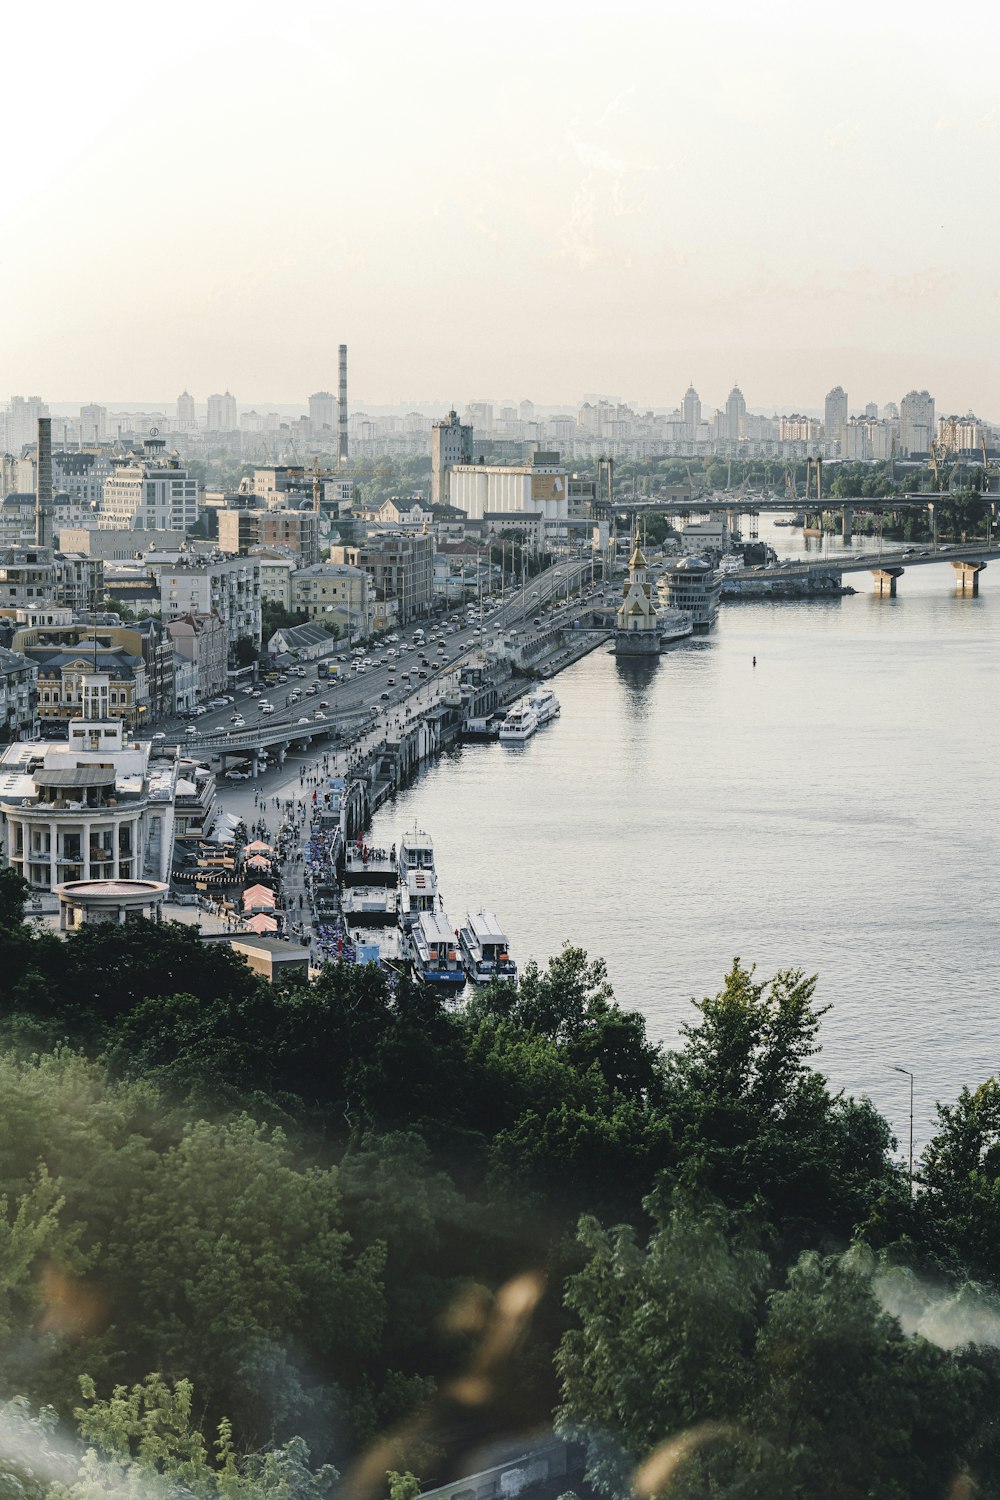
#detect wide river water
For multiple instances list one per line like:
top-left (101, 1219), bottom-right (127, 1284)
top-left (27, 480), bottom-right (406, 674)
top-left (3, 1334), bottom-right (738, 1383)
top-left (367, 520), bottom-right (999, 1155)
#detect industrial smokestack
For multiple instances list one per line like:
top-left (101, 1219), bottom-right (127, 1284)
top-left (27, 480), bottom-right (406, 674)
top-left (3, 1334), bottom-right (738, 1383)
top-left (35, 417), bottom-right (53, 549)
top-left (338, 343), bottom-right (349, 465)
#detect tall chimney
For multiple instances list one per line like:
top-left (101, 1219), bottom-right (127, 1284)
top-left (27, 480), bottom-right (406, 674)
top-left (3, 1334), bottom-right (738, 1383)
top-left (338, 343), bottom-right (349, 465)
top-left (35, 416), bottom-right (53, 548)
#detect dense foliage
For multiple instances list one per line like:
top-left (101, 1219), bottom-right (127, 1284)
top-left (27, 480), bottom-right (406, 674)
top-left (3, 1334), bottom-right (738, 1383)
top-left (1, 870), bottom-right (999, 1498)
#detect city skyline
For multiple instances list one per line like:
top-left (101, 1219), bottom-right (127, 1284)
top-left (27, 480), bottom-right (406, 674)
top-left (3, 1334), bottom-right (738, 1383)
top-left (1, 0), bottom-right (997, 412)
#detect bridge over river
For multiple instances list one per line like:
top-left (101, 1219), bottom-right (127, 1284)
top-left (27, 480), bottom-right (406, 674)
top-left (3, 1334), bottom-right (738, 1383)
top-left (729, 541), bottom-right (1000, 596)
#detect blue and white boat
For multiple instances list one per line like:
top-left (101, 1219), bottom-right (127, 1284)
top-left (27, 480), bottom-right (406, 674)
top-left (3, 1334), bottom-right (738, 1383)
top-left (458, 910), bottom-right (517, 984)
top-left (408, 910), bottom-right (466, 987)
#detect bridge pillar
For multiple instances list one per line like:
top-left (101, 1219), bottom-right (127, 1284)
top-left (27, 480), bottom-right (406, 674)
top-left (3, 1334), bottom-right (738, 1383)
top-left (841, 506), bottom-right (854, 543)
top-left (952, 560), bottom-right (986, 595)
top-left (871, 567), bottom-right (903, 597)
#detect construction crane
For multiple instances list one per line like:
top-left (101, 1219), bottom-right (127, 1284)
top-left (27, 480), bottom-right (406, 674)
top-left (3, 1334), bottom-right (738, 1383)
top-left (929, 439), bottom-right (947, 493)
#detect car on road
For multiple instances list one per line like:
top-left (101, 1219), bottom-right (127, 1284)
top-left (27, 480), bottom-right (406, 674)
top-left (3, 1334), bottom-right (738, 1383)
top-left (260, 703), bottom-right (274, 715)
top-left (417, 670), bottom-right (427, 679)
top-left (152, 731), bottom-right (166, 740)
top-left (313, 710), bottom-right (326, 720)
top-left (185, 725), bottom-right (199, 735)
top-left (232, 717), bottom-right (246, 729)
top-left (297, 716), bottom-right (311, 724)
top-left (225, 769), bottom-right (251, 780)
top-left (319, 700), bottom-right (329, 709)
top-left (380, 691), bottom-right (390, 700)
top-left (241, 686), bottom-right (254, 696)
top-left (387, 678), bottom-right (396, 686)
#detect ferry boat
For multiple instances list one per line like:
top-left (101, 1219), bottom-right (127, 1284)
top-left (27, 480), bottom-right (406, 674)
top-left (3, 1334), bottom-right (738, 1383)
top-left (526, 687), bottom-right (560, 726)
top-left (498, 700), bottom-right (539, 743)
top-left (408, 910), bottom-right (466, 987)
top-left (397, 828), bottom-right (438, 929)
top-left (458, 911), bottom-right (517, 984)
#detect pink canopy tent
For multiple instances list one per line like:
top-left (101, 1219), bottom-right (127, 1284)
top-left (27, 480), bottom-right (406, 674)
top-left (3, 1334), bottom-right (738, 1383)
top-left (242, 883), bottom-right (276, 911)
top-left (245, 913), bottom-right (279, 933)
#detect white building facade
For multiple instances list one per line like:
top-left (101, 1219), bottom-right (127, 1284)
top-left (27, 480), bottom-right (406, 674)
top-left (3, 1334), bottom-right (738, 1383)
top-left (100, 442), bottom-right (199, 531)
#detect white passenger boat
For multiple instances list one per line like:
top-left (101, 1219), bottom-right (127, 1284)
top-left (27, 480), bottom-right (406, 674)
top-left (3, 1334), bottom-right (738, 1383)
top-left (498, 700), bottom-right (539, 743)
top-left (397, 829), bottom-right (438, 929)
top-left (458, 910), bottom-right (517, 984)
top-left (526, 687), bottom-right (560, 726)
top-left (408, 910), bottom-right (466, 987)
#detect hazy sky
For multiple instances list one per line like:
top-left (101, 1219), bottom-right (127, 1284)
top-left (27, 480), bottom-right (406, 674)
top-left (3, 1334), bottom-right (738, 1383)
top-left (3, 0), bottom-right (998, 415)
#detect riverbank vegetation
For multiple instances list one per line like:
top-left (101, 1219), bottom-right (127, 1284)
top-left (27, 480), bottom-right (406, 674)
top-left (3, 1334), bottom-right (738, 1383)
top-left (1, 868), bottom-right (1000, 1498)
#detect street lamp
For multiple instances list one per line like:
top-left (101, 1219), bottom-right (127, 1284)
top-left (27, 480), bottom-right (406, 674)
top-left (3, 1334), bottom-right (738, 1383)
top-left (890, 1064), bottom-right (914, 1193)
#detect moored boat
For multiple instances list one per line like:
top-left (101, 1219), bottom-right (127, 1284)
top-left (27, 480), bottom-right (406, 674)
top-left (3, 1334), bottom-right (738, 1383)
top-left (397, 828), bottom-right (438, 929)
top-left (458, 910), bottom-right (517, 984)
top-left (526, 687), bottom-right (560, 726)
top-left (499, 700), bottom-right (539, 743)
top-left (408, 910), bottom-right (466, 986)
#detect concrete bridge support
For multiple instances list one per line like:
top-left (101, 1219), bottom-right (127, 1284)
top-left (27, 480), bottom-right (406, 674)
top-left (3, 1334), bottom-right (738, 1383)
top-left (952, 560), bottom-right (986, 595)
top-left (841, 506), bottom-right (854, 543)
top-left (872, 567), bottom-right (904, 597)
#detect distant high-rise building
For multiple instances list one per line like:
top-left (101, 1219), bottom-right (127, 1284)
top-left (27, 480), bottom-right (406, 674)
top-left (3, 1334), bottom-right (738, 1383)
top-left (79, 404), bottom-right (107, 443)
top-left (725, 385), bottom-right (746, 442)
top-left (206, 392), bottom-right (237, 432)
top-left (176, 391), bottom-right (196, 429)
top-left (309, 391), bottom-right (336, 432)
top-left (899, 390), bottom-right (935, 456)
top-left (682, 385), bottom-right (701, 440)
top-left (466, 401), bottom-right (494, 434)
top-left (6, 397), bottom-right (49, 455)
top-left (864, 401), bottom-right (879, 420)
top-left (824, 386), bottom-right (849, 449)
top-left (431, 409), bottom-right (474, 505)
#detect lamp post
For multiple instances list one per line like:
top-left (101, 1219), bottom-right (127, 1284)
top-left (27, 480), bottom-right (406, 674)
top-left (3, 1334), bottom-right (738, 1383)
top-left (890, 1064), bottom-right (914, 1193)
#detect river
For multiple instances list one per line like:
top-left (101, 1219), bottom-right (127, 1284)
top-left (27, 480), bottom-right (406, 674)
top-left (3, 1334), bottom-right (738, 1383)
top-left (366, 518), bottom-right (1000, 1155)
